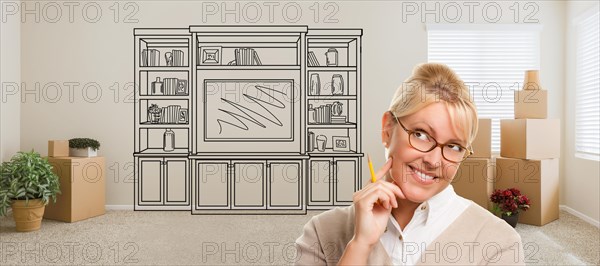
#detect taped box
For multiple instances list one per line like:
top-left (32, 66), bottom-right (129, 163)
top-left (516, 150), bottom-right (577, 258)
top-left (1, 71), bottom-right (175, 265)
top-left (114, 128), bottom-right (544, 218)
top-left (495, 157), bottom-right (559, 226)
top-left (45, 156), bottom-right (106, 222)
top-left (471, 119), bottom-right (491, 158)
top-left (500, 119), bottom-right (560, 159)
top-left (515, 90), bottom-right (548, 119)
top-left (48, 140), bottom-right (69, 157)
top-left (452, 158), bottom-right (494, 210)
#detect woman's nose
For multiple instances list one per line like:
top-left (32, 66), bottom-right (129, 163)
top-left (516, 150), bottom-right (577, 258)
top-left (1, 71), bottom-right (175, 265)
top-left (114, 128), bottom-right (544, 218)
top-left (422, 146), bottom-right (444, 169)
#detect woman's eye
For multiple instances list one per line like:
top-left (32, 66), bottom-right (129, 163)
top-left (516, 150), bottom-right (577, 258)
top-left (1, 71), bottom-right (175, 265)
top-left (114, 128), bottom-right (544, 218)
top-left (448, 144), bottom-right (463, 152)
top-left (414, 131), bottom-right (431, 141)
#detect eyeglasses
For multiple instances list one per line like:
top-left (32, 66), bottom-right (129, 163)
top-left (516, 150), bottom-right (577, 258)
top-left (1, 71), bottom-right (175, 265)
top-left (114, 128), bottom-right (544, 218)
top-left (390, 112), bottom-right (473, 163)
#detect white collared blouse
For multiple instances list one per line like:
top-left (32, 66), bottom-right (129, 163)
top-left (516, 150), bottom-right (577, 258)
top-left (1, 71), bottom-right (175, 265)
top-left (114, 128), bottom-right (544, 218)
top-left (379, 185), bottom-right (472, 265)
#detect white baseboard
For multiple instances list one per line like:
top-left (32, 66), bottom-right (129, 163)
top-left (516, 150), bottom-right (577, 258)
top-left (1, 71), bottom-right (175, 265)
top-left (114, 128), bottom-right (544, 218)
top-left (560, 205), bottom-right (600, 228)
top-left (105, 205), bottom-right (134, 211)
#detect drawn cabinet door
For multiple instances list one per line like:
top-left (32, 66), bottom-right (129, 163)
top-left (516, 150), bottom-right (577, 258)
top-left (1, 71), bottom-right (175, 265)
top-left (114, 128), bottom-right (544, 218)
top-left (334, 158), bottom-right (358, 205)
top-left (138, 158), bottom-right (163, 205)
top-left (164, 158), bottom-right (189, 205)
top-left (196, 161), bottom-right (229, 208)
top-left (309, 158), bottom-right (333, 206)
top-left (232, 161), bottom-right (266, 209)
top-left (268, 161), bottom-right (301, 209)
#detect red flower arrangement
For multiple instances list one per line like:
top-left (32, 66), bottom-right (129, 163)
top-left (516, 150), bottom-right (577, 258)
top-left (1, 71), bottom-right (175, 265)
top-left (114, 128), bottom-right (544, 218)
top-left (490, 188), bottom-right (531, 217)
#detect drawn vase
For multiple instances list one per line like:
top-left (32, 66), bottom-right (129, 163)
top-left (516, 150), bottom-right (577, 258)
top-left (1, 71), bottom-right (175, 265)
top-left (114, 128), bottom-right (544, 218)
top-left (331, 74), bottom-right (344, 95)
top-left (163, 129), bottom-right (175, 152)
top-left (310, 73), bottom-right (321, 95)
top-left (316, 135), bottom-right (327, 152)
top-left (165, 52), bottom-right (173, 66)
top-left (308, 104), bottom-right (316, 124)
top-left (307, 132), bottom-right (315, 152)
top-left (152, 77), bottom-right (164, 95)
top-left (325, 48), bottom-right (338, 66)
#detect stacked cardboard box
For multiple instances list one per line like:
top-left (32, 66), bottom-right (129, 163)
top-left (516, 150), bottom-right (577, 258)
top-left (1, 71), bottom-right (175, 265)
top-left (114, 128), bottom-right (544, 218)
top-left (496, 70), bottom-right (561, 226)
top-left (452, 119), bottom-right (494, 210)
top-left (48, 140), bottom-right (69, 157)
top-left (46, 141), bottom-right (106, 222)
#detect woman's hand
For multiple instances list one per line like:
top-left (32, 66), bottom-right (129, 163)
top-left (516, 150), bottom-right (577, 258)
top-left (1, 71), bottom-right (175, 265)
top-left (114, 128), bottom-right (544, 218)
top-left (351, 158), bottom-right (405, 248)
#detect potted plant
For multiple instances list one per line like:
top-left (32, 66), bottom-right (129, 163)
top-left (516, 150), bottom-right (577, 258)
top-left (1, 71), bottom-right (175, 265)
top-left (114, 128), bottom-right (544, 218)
top-left (0, 150), bottom-right (61, 232)
top-left (490, 188), bottom-right (531, 227)
top-left (148, 104), bottom-right (161, 124)
top-left (69, 138), bottom-right (100, 157)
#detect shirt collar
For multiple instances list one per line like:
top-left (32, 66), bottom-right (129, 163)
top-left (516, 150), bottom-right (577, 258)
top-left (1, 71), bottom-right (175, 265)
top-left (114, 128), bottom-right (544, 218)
top-left (419, 184), bottom-right (458, 225)
top-left (389, 185), bottom-right (457, 230)
top-left (385, 185), bottom-right (460, 232)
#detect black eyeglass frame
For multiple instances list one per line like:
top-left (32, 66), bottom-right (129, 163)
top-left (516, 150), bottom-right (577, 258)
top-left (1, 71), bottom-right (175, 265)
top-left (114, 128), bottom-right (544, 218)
top-left (389, 111), bottom-right (473, 163)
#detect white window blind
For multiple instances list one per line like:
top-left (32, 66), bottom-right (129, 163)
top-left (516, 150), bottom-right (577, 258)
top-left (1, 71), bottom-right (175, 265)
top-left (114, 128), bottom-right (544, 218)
top-left (427, 25), bottom-right (541, 153)
top-left (575, 9), bottom-right (600, 161)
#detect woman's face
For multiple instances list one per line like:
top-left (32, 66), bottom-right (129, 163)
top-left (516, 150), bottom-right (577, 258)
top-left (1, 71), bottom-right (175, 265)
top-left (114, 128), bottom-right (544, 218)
top-left (381, 102), bottom-right (466, 203)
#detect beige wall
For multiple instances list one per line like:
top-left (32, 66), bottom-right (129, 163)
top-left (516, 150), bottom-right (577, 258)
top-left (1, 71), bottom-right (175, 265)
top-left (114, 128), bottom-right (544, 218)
top-left (1, 2), bottom-right (21, 162)
top-left (15, 1), bottom-right (584, 214)
top-left (563, 1), bottom-right (600, 223)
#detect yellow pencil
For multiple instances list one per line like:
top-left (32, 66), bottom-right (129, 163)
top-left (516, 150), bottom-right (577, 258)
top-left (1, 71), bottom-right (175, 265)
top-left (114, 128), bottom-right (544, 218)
top-left (368, 154), bottom-right (377, 183)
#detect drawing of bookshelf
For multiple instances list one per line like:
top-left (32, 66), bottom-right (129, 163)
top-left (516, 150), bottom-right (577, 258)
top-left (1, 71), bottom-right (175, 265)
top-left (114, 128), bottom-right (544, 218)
top-left (133, 26), bottom-right (362, 213)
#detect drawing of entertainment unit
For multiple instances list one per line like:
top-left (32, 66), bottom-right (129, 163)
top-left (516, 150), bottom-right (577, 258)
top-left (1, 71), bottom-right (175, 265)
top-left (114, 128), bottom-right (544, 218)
top-left (133, 26), bottom-right (363, 214)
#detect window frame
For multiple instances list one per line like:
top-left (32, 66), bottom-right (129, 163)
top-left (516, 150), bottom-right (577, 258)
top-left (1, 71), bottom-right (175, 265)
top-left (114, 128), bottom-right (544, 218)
top-left (426, 24), bottom-right (542, 155)
top-left (573, 6), bottom-right (600, 162)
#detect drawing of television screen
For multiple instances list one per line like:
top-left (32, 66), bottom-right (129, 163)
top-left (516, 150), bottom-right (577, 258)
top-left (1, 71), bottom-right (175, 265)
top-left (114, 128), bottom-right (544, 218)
top-left (203, 80), bottom-right (295, 141)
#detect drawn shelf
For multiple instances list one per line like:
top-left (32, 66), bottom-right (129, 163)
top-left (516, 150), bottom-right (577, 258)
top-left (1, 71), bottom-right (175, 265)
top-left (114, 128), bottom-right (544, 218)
top-left (139, 37), bottom-right (190, 67)
top-left (135, 148), bottom-right (189, 156)
top-left (307, 67), bottom-right (357, 71)
top-left (139, 123), bottom-right (189, 128)
top-left (136, 128), bottom-right (190, 153)
top-left (307, 37), bottom-right (358, 68)
top-left (139, 95), bottom-right (189, 100)
top-left (307, 123), bottom-right (357, 129)
top-left (196, 65), bottom-right (300, 70)
top-left (197, 34), bottom-right (301, 67)
top-left (139, 100), bottom-right (189, 124)
top-left (307, 96), bottom-right (356, 100)
top-left (307, 71), bottom-right (357, 97)
top-left (139, 67), bottom-right (190, 72)
top-left (308, 149), bottom-right (361, 156)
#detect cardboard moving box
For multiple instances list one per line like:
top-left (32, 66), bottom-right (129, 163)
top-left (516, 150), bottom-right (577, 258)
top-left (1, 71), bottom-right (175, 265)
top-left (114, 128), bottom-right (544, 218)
top-left (514, 90), bottom-right (548, 119)
top-left (48, 140), bottom-right (69, 157)
top-left (470, 119), bottom-right (492, 158)
top-left (45, 156), bottom-right (105, 222)
top-left (451, 158), bottom-right (494, 210)
top-left (500, 119), bottom-right (560, 159)
top-left (495, 157), bottom-right (559, 226)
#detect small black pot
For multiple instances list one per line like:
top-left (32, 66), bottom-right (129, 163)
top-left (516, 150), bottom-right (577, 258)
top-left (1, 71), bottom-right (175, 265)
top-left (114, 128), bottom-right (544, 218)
top-left (501, 213), bottom-right (519, 228)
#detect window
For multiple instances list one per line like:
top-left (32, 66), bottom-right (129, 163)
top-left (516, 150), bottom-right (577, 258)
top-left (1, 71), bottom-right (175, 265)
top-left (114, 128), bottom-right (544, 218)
top-left (575, 8), bottom-right (600, 161)
top-left (427, 24), bottom-right (541, 153)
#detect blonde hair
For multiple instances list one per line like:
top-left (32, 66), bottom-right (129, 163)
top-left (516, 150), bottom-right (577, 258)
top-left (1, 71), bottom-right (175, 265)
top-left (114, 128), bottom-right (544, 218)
top-left (388, 63), bottom-right (479, 147)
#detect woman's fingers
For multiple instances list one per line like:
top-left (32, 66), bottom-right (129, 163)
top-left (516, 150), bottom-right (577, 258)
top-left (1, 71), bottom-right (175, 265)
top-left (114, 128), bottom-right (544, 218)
top-left (373, 158), bottom-right (405, 201)
top-left (358, 189), bottom-right (392, 210)
top-left (374, 158), bottom-right (393, 181)
top-left (379, 180), bottom-right (405, 202)
top-left (375, 182), bottom-right (397, 209)
top-left (354, 182), bottom-right (397, 209)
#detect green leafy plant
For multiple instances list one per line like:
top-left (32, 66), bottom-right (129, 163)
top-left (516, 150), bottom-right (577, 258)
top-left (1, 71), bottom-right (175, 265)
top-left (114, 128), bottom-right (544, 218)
top-left (69, 138), bottom-right (100, 151)
top-left (0, 150), bottom-right (61, 216)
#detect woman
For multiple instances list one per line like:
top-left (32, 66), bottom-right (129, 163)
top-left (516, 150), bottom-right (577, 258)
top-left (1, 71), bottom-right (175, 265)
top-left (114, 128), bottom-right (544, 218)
top-left (295, 63), bottom-right (524, 265)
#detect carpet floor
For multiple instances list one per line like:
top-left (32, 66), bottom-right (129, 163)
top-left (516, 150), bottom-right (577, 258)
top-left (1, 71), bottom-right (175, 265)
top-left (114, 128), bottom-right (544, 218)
top-left (0, 210), bottom-right (598, 265)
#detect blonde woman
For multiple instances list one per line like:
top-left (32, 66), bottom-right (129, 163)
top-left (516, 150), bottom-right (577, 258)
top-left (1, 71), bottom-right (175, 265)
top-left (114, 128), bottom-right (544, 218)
top-left (295, 63), bottom-right (524, 265)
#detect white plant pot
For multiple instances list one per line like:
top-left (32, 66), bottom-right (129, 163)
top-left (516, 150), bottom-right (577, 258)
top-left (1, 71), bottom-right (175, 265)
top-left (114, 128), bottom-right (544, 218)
top-left (69, 148), bottom-right (97, 157)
